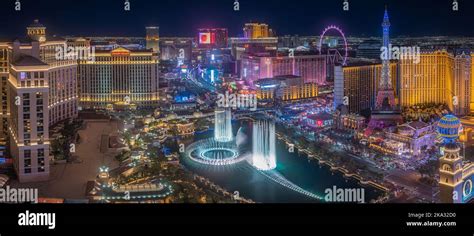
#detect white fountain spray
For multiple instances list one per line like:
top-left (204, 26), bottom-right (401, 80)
top-left (214, 108), bottom-right (233, 142)
top-left (251, 119), bottom-right (276, 170)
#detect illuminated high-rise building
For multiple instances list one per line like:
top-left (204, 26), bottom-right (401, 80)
top-left (334, 62), bottom-right (399, 114)
top-left (8, 44), bottom-right (50, 182)
top-left (0, 43), bottom-right (9, 143)
top-left (0, 43), bottom-right (8, 165)
top-left (146, 26), bottom-right (159, 53)
top-left (229, 37), bottom-right (278, 60)
top-left (453, 53), bottom-right (471, 116)
top-left (241, 55), bottom-right (327, 86)
top-left (255, 75), bottom-right (318, 101)
top-left (244, 23), bottom-right (273, 39)
top-left (22, 20), bottom-right (78, 126)
top-left (78, 47), bottom-right (159, 109)
top-left (5, 20), bottom-right (78, 182)
top-left (38, 43), bottom-right (78, 126)
top-left (399, 50), bottom-right (455, 110)
top-left (232, 23), bottom-right (277, 61)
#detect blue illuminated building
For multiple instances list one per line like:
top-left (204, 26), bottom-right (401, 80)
top-left (437, 114), bottom-right (474, 203)
top-left (174, 91), bottom-right (197, 103)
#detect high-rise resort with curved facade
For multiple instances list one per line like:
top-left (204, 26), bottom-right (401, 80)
top-left (2, 20), bottom-right (78, 182)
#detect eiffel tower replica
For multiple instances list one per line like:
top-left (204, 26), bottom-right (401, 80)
top-left (367, 7), bottom-right (403, 132)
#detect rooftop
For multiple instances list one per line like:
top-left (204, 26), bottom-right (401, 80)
top-left (12, 55), bottom-right (47, 66)
top-left (407, 121), bottom-right (430, 130)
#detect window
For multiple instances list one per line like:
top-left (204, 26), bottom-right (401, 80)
top-left (38, 134), bottom-right (44, 143)
top-left (24, 168), bottom-right (31, 174)
top-left (20, 72), bottom-right (27, 80)
top-left (24, 159), bottom-right (31, 167)
top-left (24, 150), bottom-right (31, 158)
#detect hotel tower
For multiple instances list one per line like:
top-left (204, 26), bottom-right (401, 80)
top-left (6, 20), bottom-right (78, 182)
top-left (78, 47), bottom-right (159, 109)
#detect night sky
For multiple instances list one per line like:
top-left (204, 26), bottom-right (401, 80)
top-left (0, 0), bottom-right (473, 38)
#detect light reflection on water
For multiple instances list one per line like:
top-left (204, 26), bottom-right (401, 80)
top-left (181, 123), bottom-right (383, 203)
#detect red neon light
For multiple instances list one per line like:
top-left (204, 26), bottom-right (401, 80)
top-left (211, 32), bottom-right (216, 44)
top-left (112, 51), bottom-right (130, 56)
top-left (317, 120), bottom-right (323, 127)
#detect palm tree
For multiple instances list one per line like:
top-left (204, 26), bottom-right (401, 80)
top-left (122, 131), bottom-right (132, 146)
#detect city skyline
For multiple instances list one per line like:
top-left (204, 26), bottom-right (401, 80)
top-left (1, 0), bottom-right (474, 38)
top-left (1, 1), bottom-right (474, 232)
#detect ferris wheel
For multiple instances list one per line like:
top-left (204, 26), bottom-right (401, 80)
top-left (317, 25), bottom-right (348, 66)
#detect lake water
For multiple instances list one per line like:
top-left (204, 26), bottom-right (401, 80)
top-left (181, 122), bottom-right (384, 203)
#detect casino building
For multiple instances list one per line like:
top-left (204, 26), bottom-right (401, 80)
top-left (334, 62), bottom-right (399, 114)
top-left (243, 23), bottom-right (274, 39)
top-left (229, 37), bottom-right (278, 61)
top-left (78, 47), bottom-right (159, 109)
top-left (241, 55), bottom-right (327, 86)
top-left (255, 75), bottom-right (318, 101)
top-left (437, 115), bottom-right (474, 203)
top-left (303, 113), bottom-right (333, 129)
top-left (383, 121), bottom-right (437, 156)
top-left (399, 50), bottom-right (456, 111)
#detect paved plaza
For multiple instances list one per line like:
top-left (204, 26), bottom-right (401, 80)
top-left (11, 120), bottom-right (120, 200)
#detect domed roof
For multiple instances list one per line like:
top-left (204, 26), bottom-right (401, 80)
top-left (438, 114), bottom-right (460, 127)
top-left (437, 114), bottom-right (461, 143)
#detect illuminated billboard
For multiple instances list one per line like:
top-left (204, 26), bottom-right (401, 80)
top-left (199, 32), bottom-right (215, 45)
top-left (198, 28), bottom-right (228, 48)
